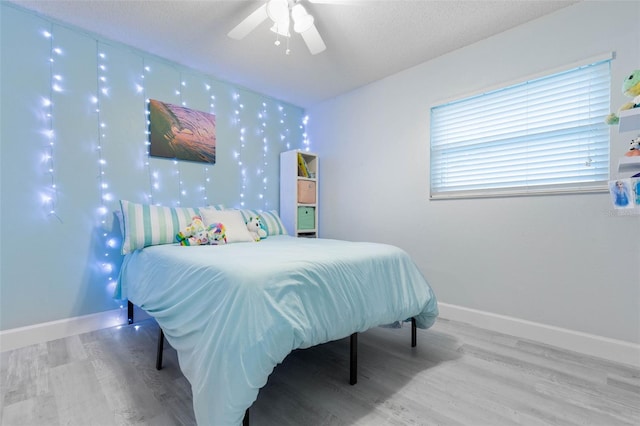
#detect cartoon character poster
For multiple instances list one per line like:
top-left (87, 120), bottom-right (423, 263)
top-left (609, 179), bottom-right (634, 209)
top-left (633, 178), bottom-right (640, 206)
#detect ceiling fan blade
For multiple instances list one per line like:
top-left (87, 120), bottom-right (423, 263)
top-left (300, 23), bottom-right (326, 55)
top-left (227, 4), bottom-right (269, 40)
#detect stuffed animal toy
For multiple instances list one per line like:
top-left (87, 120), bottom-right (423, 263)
top-left (176, 216), bottom-right (206, 243)
top-left (246, 216), bottom-right (267, 241)
top-left (207, 222), bottom-right (228, 244)
top-left (176, 217), bottom-right (227, 246)
top-left (605, 70), bottom-right (640, 125)
top-left (626, 136), bottom-right (640, 157)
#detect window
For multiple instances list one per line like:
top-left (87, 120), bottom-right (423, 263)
top-left (430, 57), bottom-right (611, 198)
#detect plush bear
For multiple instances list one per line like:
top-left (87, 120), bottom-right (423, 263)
top-left (605, 70), bottom-right (640, 125)
top-left (176, 217), bottom-right (227, 246)
top-left (246, 216), bottom-right (267, 241)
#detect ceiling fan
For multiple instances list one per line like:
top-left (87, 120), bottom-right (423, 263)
top-left (228, 0), bottom-right (330, 55)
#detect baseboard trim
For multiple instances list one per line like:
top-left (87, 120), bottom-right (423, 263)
top-left (0, 307), bottom-right (151, 352)
top-left (438, 302), bottom-right (640, 368)
top-left (2, 303), bottom-right (638, 368)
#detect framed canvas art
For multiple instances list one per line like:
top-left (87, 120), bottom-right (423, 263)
top-left (149, 99), bottom-right (216, 164)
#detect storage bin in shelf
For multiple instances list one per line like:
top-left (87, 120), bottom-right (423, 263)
top-left (297, 206), bottom-right (316, 230)
top-left (297, 180), bottom-right (316, 204)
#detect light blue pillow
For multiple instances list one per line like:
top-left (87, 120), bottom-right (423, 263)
top-left (119, 200), bottom-right (223, 254)
top-left (259, 210), bottom-right (288, 236)
top-left (235, 209), bottom-right (288, 236)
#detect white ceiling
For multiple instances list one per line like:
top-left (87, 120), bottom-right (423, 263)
top-left (10, 0), bottom-right (578, 108)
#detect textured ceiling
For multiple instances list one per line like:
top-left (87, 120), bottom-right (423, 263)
top-left (9, 0), bottom-right (578, 108)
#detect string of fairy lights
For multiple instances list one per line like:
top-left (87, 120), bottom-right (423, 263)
top-left (279, 104), bottom-right (290, 151)
top-left (96, 45), bottom-right (112, 224)
top-left (141, 62), bottom-right (154, 205)
top-left (259, 102), bottom-right (269, 209)
top-left (41, 26), bottom-right (60, 221)
top-left (233, 91), bottom-right (247, 207)
top-left (37, 25), bottom-right (311, 228)
top-left (95, 43), bottom-right (118, 289)
top-left (174, 79), bottom-right (184, 207)
top-left (32, 21), bottom-right (312, 323)
top-left (203, 83), bottom-right (216, 205)
top-left (302, 114), bottom-right (311, 150)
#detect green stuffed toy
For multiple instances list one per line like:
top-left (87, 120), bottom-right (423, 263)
top-left (605, 69), bottom-right (640, 125)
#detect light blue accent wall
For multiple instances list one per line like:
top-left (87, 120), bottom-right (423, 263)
top-left (0, 3), bottom-right (306, 331)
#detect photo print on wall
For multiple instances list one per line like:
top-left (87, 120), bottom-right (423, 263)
top-left (149, 99), bottom-right (216, 164)
top-left (609, 179), bottom-right (635, 209)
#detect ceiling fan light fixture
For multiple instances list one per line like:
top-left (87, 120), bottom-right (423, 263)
top-left (291, 4), bottom-right (315, 34)
top-left (228, 0), bottom-right (326, 55)
top-left (266, 0), bottom-right (289, 23)
top-left (270, 18), bottom-right (291, 38)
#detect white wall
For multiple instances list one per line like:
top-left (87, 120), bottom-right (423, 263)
top-left (307, 1), bottom-right (640, 345)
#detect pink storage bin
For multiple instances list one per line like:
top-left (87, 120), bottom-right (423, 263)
top-left (297, 180), bottom-right (316, 204)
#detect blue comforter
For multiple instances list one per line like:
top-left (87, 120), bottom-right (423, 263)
top-left (116, 236), bottom-right (438, 425)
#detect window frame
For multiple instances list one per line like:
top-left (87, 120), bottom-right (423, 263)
top-left (429, 54), bottom-right (613, 200)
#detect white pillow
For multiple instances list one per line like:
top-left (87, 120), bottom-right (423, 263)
top-left (200, 208), bottom-right (255, 243)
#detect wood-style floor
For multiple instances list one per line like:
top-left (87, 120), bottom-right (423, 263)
top-left (1, 318), bottom-right (638, 425)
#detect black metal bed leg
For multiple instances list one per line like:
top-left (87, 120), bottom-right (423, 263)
top-left (127, 300), bottom-right (134, 324)
top-left (243, 408), bottom-right (249, 426)
top-left (349, 332), bottom-right (358, 385)
top-left (411, 317), bottom-right (417, 348)
top-left (156, 329), bottom-right (164, 370)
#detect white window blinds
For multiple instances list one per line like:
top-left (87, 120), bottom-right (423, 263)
top-left (430, 57), bottom-right (611, 198)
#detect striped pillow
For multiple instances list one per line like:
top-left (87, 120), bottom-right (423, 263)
top-left (119, 200), bottom-right (222, 254)
top-left (235, 208), bottom-right (288, 236)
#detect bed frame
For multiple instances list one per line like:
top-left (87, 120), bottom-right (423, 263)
top-left (127, 301), bottom-right (418, 426)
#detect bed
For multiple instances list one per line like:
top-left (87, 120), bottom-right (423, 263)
top-left (115, 202), bottom-right (438, 426)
